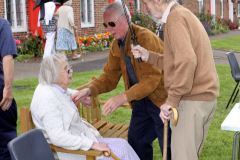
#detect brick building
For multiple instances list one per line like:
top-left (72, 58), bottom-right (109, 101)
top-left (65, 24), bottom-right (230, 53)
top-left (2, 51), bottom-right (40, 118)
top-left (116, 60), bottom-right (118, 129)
top-left (1, 0), bottom-right (240, 41)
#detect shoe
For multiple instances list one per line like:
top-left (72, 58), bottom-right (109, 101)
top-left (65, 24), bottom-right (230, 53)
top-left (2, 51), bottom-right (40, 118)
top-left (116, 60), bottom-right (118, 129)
top-left (72, 54), bottom-right (81, 60)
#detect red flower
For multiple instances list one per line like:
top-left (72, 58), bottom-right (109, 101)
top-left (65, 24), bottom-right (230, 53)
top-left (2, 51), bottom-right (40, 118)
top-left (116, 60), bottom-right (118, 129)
top-left (208, 10), bottom-right (210, 12)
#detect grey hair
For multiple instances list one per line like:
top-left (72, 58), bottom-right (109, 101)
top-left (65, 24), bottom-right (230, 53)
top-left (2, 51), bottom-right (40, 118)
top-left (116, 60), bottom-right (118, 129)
top-left (39, 54), bottom-right (68, 85)
top-left (102, 1), bottom-right (131, 20)
top-left (151, 0), bottom-right (178, 4)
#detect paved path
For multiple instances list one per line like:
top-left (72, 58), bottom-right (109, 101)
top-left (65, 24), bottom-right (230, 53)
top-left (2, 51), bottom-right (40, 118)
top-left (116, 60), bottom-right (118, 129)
top-left (14, 30), bottom-right (240, 80)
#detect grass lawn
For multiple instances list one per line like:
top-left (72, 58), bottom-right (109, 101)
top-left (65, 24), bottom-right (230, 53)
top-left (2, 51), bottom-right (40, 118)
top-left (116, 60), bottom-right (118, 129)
top-left (13, 65), bottom-right (236, 160)
top-left (210, 36), bottom-right (240, 51)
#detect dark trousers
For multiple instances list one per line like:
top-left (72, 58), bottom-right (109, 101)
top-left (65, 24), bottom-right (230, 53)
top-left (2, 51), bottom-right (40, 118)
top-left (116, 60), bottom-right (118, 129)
top-left (128, 97), bottom-right (171, 160)
top-left (0, 95), bottom-right (17, 160)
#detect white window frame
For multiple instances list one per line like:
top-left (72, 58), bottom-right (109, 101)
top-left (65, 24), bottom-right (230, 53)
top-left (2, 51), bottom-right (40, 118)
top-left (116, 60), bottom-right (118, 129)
top-left (4, 0), bottom-right (27, 32)
top-left (221, 0), bottom-right (223, 18)
top-left (238, 3), bottom-right (240, 18)
top-left (135, 0), bottom-right (140, 11)
top-left (81, 0), bottom-right (95, 28)
top-left (198, 0), bottom-right (203, 13)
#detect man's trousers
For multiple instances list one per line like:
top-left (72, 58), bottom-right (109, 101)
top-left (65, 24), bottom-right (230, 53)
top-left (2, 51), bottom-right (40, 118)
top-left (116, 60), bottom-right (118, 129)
top-left (43, 31), bottom-right (56, 59)
top-left (128, 97), bottom-right (171, 160)
top-left (0, 92), bottom-right (17, 160)
top-left (170, 100), bottom-right (217, 160)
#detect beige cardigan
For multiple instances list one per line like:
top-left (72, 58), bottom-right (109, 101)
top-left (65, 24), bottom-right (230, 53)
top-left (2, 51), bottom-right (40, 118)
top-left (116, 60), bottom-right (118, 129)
top-left (55, 0), bottom-right (75, 33)
top-left (147, 3), bottom-right (219, 107)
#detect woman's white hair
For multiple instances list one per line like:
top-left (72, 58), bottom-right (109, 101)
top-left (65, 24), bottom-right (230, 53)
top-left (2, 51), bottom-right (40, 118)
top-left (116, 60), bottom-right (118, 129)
top-left (152, 0), bottom-right (178, 4)
top-left (39, 54), bottom-right (68, 85)
top-left (102, 1), bottom-right (131, 20)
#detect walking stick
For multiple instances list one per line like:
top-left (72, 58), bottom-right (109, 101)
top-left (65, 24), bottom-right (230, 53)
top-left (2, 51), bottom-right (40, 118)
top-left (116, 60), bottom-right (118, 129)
top-left (104, 151), bottom-right (120, 160)
top-left (163, 107), bottom-right (178, 160)
top-left (75, 30), bottom-right (84, 61)
top-left (120, 0), bottom-right (142, 62)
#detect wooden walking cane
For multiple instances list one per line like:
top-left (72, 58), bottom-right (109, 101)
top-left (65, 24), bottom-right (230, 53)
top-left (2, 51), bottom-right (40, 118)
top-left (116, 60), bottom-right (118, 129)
top-left (75, 30), bottom-right (84, 61)
top-left (163, 107), bottom-right (178, 160)
top-left (104, 151), bottom-right (120, 160)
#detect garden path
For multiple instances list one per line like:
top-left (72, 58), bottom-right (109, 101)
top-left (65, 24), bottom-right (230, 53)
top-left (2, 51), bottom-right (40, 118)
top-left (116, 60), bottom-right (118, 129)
top-left (13, 30), bottom-right (240, 80)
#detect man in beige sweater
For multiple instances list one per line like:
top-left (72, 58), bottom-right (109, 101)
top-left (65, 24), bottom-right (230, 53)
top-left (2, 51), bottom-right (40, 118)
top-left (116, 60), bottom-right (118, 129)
top-left (131, 0), bottom-right (219, 160)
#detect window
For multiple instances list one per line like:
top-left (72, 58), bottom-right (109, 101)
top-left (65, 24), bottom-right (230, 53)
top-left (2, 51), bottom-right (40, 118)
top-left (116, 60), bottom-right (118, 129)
top-left (81, 0), bottom-right (95, 28)
top-left (4, 0), bottom-right (27, 32)
top-left (198, 0), bottom-right (203, 13)
top-left (221, 0), bottom-right (223, 18)
top-left (238, 3), bottom-right (240, 17)
top-left (134, 0), bottom-right (140, 10)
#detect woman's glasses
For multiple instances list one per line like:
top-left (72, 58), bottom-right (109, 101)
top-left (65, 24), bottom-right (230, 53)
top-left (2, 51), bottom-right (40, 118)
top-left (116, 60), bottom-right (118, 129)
top-left (66, 66), bottom-right (72, 74)
top-left (62, 65), bottom-right (72, 74)
top-left (103, 13), bottom-right (124, 28)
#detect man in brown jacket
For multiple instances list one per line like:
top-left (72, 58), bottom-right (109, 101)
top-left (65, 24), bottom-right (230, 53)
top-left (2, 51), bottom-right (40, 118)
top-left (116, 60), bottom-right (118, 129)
top-left (72, 2), bottom-right (171, 160)
top-left (131, 0), bottom-right (219, 160)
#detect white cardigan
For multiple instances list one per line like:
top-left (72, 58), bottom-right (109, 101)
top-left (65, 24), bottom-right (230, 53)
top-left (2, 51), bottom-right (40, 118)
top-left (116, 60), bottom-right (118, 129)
top-left (31, 84), bottom-right (99, 160)
top-left (55, 0), bottom-right (75, 33)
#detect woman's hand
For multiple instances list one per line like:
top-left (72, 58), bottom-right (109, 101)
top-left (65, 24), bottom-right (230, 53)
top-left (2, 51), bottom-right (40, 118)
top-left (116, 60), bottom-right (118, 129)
top-left (53, 13), bottom-right (58, 17)
top-left (73, 26), bottom-right (78, 31)
top-left (91, 142), bottom-right (111, 155)
top-left (80, 97), bottom-right (93, 108)
top-left (131, 44), bottom-right (150, 62)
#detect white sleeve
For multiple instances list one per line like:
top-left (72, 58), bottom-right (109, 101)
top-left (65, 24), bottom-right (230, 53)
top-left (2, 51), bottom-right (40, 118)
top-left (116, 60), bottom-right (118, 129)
top-left (40, 100), bottom-right (94, 151)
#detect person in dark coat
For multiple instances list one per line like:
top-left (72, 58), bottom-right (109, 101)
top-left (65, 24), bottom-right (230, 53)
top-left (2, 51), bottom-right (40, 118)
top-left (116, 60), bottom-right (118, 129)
top-left (0, 17), bottom-right (18, 160)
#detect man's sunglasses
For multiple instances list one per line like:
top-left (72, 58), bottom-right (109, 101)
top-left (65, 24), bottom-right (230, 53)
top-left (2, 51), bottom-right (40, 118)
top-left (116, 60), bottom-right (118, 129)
top-left (103, 13), bottom-right (124, 28)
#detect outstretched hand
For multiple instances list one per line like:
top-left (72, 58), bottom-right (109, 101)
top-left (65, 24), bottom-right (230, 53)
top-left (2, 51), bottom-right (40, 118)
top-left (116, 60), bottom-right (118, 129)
top-left (72, 88), bottom-right (91, 106)
top-left (131, 44), bottom-right (149, 62)
top-left (102, 94), bottom-right (128, 116)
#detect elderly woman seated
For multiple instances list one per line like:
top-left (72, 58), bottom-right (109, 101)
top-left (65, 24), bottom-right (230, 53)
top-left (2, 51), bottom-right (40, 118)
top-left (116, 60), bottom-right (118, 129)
top-left (30, 54), bottom-right (140, 160)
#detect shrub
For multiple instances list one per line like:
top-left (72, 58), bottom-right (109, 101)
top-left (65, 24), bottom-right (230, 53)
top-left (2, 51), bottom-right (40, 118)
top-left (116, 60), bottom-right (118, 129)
top-left (128, 0), bottom-right (157, 33)
top-left (15, 30), bottom-right (44, 57)
top-left (131, 11), bottom-right (157, 33)
top-left (202, 22), bottom-right (210, 34)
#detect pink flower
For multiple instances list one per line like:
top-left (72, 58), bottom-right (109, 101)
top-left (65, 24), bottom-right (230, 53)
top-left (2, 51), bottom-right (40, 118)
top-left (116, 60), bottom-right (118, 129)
top-left (96, 37), bottom-right (101, 40)
top-left (146, 19), bottom-right (149, 21)
top-left (136, 9), bottom-right (139, 12)
top-left (26, 48), bottom-right (28, 50)
top-left (17, 45), bottom-right (21, 48)
top-left (105, 35), bottom-right (109, 38)
top-left (129, 1), bottom-right (133, 4)
top-left (130, 11), bottom-right (133, 15)
top-left (15, 39), bottom-right (20, 45)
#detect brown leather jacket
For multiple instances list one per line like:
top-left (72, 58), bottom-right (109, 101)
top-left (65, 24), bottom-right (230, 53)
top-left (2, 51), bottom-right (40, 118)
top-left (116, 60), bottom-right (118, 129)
top-left (88, 23), bottom-right (168, 108)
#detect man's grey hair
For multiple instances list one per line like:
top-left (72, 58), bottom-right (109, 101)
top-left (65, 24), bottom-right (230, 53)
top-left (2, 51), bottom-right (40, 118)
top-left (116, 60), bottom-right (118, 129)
top-left (39, 54), bottom-right (68, 85)
top-left (102, 1), bottom-right (131, 20)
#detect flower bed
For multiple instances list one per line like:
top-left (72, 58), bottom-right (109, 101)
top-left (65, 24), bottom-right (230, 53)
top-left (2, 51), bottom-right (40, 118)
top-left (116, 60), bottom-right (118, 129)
top-left (195, 8), bottom-right (230, 35)
top-left (78, 32), bottom-right (114, 52)
top-left (15, 30), bottom-right (44, 60)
